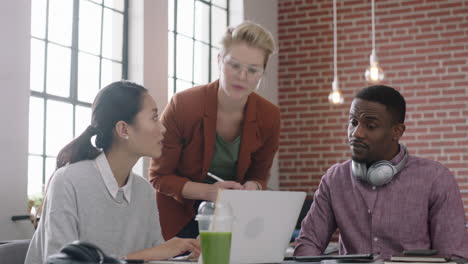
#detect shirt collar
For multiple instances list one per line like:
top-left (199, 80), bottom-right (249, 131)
top-left (390, 144), bottom-right (406, 165)
top-left (95, 153), bottom-right (133, 203)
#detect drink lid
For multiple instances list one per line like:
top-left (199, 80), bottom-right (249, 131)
top-left (195, 201), bottom-right (233, 221)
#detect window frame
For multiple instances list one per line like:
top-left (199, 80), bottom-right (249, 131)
top-left (28, 0), bottom-right (129, 195)
top-left (168, 0), bottom-right (230, 96)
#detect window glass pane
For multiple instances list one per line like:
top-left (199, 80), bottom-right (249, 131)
top-left (211, 6), bottom-right (227, 47)
top-left (194, 41), bottom-right (209, 84)
top-left (75, 106), bottom-right (92, 137)
top-left (46, 100), bottom-right (73, 156)
top-left (28, 0), bottom-right (127, 199)
top-left (211, 47), bottom-right (220, 82)
top-left (28, 155), bottom-right (43, 196)
top-left (168, 77), bottom-right (174, 101)
top-left (194, 1), bottom-right (209, 43)
top-left (101, 59), bottom-right (122, 88)
top-left (46, 43), bottom-right (71, 97)
top-left (176, 34), bottom-right (193, 81)
top-left (78, 52), bottom-right (100, 103)
top-left (45, 157), bottom-right (57, 185)
top-left (31, 0), bottom-right (47, 39)
top-left (30, 39), bottom-right (45, 92)
top-left (29, 97), bottom-right (44, 155)
top-left (168, 32), bottom-right (174, 77)
top-left (212, 0), bottom-right (227, 8)
top-left (104, 0), bottom-right (124, 12)
top-left (102, 9), bottom-right (123, 61)
top-left (79, 0), bottom-right (102, 55)
top-left (168, 0), bottom-right (174, 32)
top-left (176, 79), bottom-right (193, 94)
top-left (177, 0), bottom-right (194, 37)
top-left (48, 0), bottom-right (73, 46)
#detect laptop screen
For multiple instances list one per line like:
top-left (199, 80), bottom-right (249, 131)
top-left (217, 190), bottom-right (306, 264)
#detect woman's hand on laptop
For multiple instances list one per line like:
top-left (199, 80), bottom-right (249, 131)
top-left (186, 236), bottom-right (202, 261)
top-left (182, 181), bottom-right (243, 201)
top-left (162, 237), bottom-right (200, 259)
top-left (208, 181), bottom-right (243, 201)
top-left (243, 181), bottom-right (262, 190)
top-left (123, 237), bottom-right (200, 261)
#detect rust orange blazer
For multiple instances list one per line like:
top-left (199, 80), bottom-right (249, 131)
top-left (149, 80), bottom-right (280, 240)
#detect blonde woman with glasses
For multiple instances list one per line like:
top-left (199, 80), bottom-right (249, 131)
top-left (149, 21), bottom-right (280, 240)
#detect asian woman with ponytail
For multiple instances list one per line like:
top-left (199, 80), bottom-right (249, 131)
top-left (25, 81), bottom-right (200, 264)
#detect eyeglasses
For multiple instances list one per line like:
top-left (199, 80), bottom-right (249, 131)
top-left (222, 56), bottom-right (265, 80)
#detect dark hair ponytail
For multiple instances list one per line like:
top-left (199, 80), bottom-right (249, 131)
top-left (56, 125), bottom-right (101, 169)
top-left (56, 80), bottom-right (147, 169)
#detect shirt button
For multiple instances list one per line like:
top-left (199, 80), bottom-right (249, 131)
top-left (372, 186), bottom-right (377, 190)
top-left (367, 209), bottom-right (371, 214)
top-left (116, 189), bottom-right (124, 204)
top-left (374, 237), bottom-right (378, 242)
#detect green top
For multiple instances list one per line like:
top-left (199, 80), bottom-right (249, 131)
top-left (206, 132), bottom-right (241, 184)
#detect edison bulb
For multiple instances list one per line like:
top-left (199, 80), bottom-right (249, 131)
top-left (328, 90), bottom-right (344, 104)
top-left (365, 51), bottom-right (384, 84)
top-left (329, 80), bottom-right (344, 104)
top-left (365, 63), bottom-right (384, 84)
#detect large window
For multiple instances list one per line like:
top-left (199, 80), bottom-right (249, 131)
top-left (28, 0), bottom-right (128, 197)
top-left (168, 0), bottom-right (229, 98)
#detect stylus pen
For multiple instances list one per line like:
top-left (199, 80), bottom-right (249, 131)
top-left (207, 172), bottom-right (225, 182)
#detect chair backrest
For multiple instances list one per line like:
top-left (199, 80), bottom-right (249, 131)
top-left (295, 198), bottom-right (313, 229)
top-left (0, 239), bottom-right (31, 264)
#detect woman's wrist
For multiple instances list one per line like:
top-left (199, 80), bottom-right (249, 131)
top-left (245, 180), bottom-right (262, 190)
top-left (182, 181), bottom-right (214, 201)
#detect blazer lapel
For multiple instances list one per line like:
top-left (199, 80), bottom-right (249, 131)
top-left (202, 82), bottom-right (219, 177)
top-left (236, 93), bottom-right (261, 183)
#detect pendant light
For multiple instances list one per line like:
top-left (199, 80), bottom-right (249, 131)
top-left (365, 0), bottom-right (384, 84)
top-left (328, 0), bottom-right (344, 104)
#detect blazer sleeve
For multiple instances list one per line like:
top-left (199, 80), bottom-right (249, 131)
top-left (149, 96), bottom-right (190, 203)
top-left (244, 107), bottom-right (280, 189)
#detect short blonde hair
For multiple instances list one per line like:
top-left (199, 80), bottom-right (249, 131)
top-left (220, 21), bottom-right (276, 68)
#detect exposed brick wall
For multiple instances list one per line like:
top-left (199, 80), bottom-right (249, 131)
top-left (277, 0), bottom-right (468, 220)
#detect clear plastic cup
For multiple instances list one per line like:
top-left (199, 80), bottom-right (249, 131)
top-left (195, 201), bottom-right (233, 264)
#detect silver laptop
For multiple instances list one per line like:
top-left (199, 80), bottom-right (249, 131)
top-left (217, 189), bottom-right (306, 264)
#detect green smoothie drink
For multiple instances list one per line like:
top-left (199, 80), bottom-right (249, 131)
top-left (199, 231), bottom-right (232, 264)
top-left (196, 201), bottom-right (234, 264)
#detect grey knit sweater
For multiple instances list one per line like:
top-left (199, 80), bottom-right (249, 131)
top-left (25, 154), bottom-right (164, 264)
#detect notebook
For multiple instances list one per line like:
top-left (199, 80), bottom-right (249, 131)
top-left (216, 189), bottom-right (306, 264)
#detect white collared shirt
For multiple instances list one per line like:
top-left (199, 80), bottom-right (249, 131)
top-left (94, 152), bottom-right (133, 203)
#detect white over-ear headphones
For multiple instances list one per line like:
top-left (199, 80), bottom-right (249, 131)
top-left (351, 145), bottom-right (408, 186)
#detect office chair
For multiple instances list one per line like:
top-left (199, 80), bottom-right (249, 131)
top-left (0, 239), bottom-right (31, 264)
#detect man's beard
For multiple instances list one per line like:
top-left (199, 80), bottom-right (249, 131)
top-left (351, 155), bottom-right (374, 166)
top-left (352, 155), bottom-right (367, 164)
